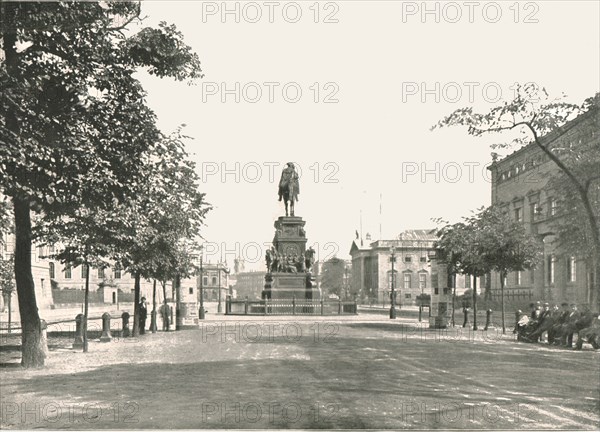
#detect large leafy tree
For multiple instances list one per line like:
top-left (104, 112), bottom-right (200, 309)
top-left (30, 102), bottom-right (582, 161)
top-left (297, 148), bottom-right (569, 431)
top-left (471, 206), bottom-right (541, 334)
top-left (433, 86), bottom-right (600, 310)
top-left (320, 257), bottom-right (347, 298)
top-left (436, 215), bottom-right (492, 331)
top-left (114, 130), bottom-right (210, 336)
top-left (0, 2), bottom-right (201, 367)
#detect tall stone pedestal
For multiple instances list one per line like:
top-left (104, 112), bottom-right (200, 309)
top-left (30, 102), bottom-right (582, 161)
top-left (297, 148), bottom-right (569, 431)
top-left (263, 216), bottom-right (321, 300)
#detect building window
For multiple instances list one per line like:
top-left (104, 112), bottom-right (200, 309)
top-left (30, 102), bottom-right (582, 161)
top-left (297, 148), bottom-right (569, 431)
top-left (114, 268), bottom-right (121, 279)
top-left (404, 256), bottom-right (412, 263)
top-left (81, 265), bottom-right (88, 279)
top-left (403, 273), bottom-right (411, 290)
top-left (388, 270), bottom-right (397, 289)
top-left (189, 287), bottom-right (193, 294)
top-left (516, 271), bottom-right (522, 286)
top-left (530, 269), bottom-right (535, 284)
top-left (65, 265), bottom-right (71, 279)
top-left (547, 255), bottom-right (555, 284)
top-left (514, 207), bottom-right (523, 222)
top-left (419, 273), bottom-right (426, 290)
top-left (503, 274), bottom-right (508, 287)
top-left (203, 276), bottom-right (208, 286)
top-left (49, 262), bottom-right (55, 279)
top-left (405, 293), bottom-right (411, 299)
top-left (98, 267), bottom-right (105, 279)
top-left (38, 246), bottom-right (44, 259)
top-left (550, 199), bottom-right (558, 216)
top-left (420, 256), bottom-right (427, 263)
top-left (567, 257), bottom-right (576, 282)
top-left (212, 276), bottom-right (217, 286)
top-left (465, 275), bottom-right (471, 289)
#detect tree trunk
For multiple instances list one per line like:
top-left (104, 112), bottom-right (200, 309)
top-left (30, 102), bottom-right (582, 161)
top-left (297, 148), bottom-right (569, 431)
top-left (175, 275), bottom-right (182, 330)
top-left (4, 5), bottom-right (45, 368)
top-left (8, 294), bottom-right (12, 334)
top-left (484, 272), bottom-right (492, 301)
top-left (82, 263), bottom-right (90, 352)
top-left (132, 272), bottom-right (141, 336)
top-left (13, 198), bottom-right (46, 367)
top-left (451, 273), bottom-right (456, 327)
top-left (162, 280), bottom-right (170, 330)
top-left (472, 276), bottom-right (478, 331)
top-left (500, 270), bottom-right (506, 335)
top-left (151, 279), bottom-right (157, 333)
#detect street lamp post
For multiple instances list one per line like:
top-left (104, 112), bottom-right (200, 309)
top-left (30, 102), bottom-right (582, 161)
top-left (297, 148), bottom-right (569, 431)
top-left (217, 263), bottom-right (222, 313)
top-left (390, 246), bottom-right (397, 319)
top-left (199, 247), bottom-right (205, 320)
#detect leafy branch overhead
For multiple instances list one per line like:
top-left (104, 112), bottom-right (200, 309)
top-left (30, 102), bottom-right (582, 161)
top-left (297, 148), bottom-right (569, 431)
top-left (0, 1), bottom-right (205, 367)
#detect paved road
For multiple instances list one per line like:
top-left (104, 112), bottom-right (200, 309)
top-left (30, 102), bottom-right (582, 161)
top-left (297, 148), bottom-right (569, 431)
top-left (1, 320), bottom-right (598, 429)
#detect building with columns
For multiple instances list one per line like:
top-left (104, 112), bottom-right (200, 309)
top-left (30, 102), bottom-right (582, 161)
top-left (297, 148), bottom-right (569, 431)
top-left (487, 107), bottom-right (598, 305)
top-left (350, 230), bottom-right (471, 305)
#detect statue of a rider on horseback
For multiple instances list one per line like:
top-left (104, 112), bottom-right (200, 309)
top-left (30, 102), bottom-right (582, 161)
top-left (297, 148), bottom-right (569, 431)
top-left (278, 162), bottom-right (299, 216)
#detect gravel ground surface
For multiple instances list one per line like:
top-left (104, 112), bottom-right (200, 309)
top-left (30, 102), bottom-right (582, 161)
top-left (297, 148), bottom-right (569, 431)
top-left (1, 315), bottom-right (598, 430)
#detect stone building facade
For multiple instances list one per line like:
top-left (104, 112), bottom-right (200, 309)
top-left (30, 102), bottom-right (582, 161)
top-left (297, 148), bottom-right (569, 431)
top-left (487, 108), bottom-right (599, 305)
top-left (350, 230), bottom-right (469, 305)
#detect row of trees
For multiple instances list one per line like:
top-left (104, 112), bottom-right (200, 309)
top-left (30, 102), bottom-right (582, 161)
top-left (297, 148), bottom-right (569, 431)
top-left (1, 2), bottom-right (207, 367)
top-left (433, 86), bottom-right (600, 328)
top-left (435, 206), bottom-right (541, 333)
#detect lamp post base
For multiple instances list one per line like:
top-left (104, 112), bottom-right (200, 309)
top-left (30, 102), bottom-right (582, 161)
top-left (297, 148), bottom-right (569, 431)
top-left (389, 307), bottom-right (397, 319)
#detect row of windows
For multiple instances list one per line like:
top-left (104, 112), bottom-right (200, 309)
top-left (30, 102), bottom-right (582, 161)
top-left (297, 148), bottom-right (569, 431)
top-left (388, 272), bottom-right (427, 290)
top-left (51, 263), bottom-right (122, 280)
top-left (512, 198), bottom-right (558, 223)
top-left (391, 255), bottom-right (428, 263)
top-left (497, 255), bottom-right (577, 287)
top-left (497, 128), bottom-right (595, 183)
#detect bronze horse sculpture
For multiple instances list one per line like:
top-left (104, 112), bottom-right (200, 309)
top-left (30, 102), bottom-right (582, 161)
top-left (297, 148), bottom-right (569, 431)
top-left (278, 162), bottom-right (299, 217)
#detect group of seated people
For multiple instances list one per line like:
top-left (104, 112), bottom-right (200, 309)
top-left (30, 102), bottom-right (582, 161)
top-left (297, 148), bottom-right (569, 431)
top-left (515, 301), bottom-right (600, 349)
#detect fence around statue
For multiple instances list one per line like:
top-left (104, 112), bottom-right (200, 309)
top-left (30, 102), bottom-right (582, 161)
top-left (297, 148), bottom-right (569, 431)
top-left (226, 298), bottom-right (358, 316)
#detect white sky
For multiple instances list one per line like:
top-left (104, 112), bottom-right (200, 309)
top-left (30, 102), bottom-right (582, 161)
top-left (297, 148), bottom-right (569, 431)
top-left (133, 1), bottom-right (600, 270)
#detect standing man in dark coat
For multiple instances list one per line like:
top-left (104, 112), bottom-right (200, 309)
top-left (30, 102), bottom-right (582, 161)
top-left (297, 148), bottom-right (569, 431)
top-left (139, 297), bottom-right (148, 335)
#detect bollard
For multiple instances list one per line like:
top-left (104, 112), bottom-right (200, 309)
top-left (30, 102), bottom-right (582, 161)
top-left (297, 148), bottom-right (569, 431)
top-left (100, 312), bottom-right (112, 342)
top-left (484, 309), bottom-right (492, 331)
top-left (121, 312), bottom-right (130, 337)
top-left (41, 319), bottom-right (49, 357)
top-left (462, 308), bottom-right (469, 328)
top-left (73, 314), bottom-right (84, 349)
top-left (150, 310), bottom-right (157, 333)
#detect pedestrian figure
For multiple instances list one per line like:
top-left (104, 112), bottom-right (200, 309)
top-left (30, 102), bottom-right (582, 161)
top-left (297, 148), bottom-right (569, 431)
top-left (139, 297), bottom-right (148, 335)
top-left (462, 306), bottom-right (469, 328)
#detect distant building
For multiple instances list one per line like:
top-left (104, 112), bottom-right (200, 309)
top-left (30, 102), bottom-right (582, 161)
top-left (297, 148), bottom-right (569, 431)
top-left (488, 107), bottom-right (599, 305)
top-left (1, 234), bottom-right (53, 311)
top-left (233, 271), bottom-right (266, 300)
top-left (350, 229), bottom-right (470, 305)
top-left (198, 262), bottom-right (230, 303)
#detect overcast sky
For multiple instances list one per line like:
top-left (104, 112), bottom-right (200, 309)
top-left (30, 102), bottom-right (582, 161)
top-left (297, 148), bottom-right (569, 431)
top-left (133, 1), bottom-right (600, 270)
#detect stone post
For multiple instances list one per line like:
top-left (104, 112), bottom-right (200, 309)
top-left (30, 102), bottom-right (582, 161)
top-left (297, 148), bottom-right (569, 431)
top-left (121, 311), bottom-right (130, 337)
top-left (100, 312), bottom-right (112, 342)
top-left (73, 314), bottom-right (84, 349)
top-left (150, 310), bottom-right (157, 333)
